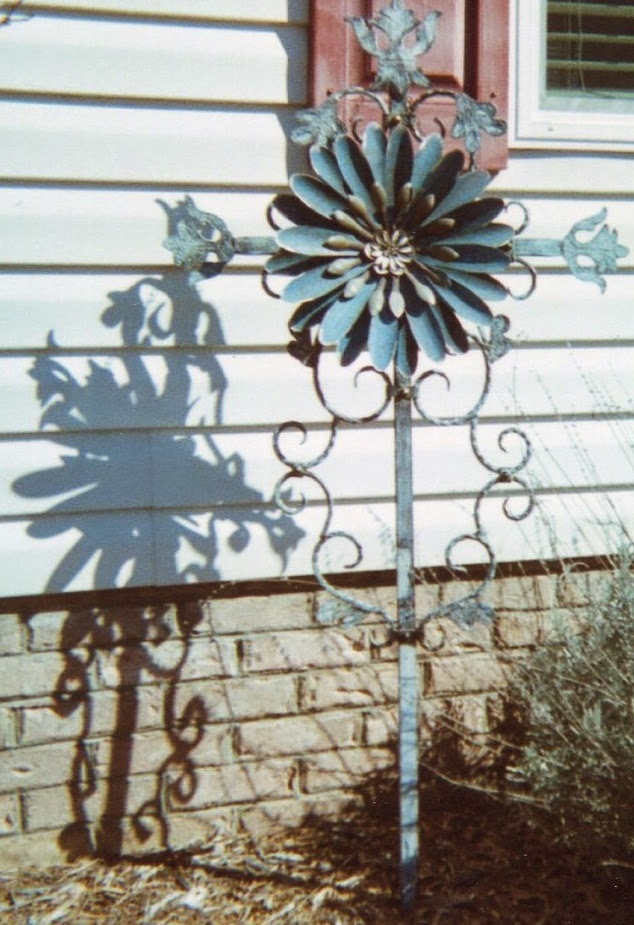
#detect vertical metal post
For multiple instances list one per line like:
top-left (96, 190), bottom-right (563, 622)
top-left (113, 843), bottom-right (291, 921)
top-left (394, 370), bottom-right (419, 914)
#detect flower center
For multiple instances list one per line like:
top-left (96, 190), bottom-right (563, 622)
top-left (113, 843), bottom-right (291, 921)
top-left (364, 229), bottom-right (413, 277)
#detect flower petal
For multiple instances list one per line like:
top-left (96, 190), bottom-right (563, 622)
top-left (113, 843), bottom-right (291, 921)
top-left (401, 191), bottom-right (436, 231)
top-left (339, 312), bottom-right (370, 366)
top-left (384, 125), bottom-right (413, 207)
top-left (389, 278), bottom-right (405, 317)
top-left (403, 279), bottom-right (445, 360)
top-left (266, 250), bottom-right (322, 275)
top-left (363, 122), bottom-right (387, 186)
top-left (290, 174), bottom-right (349, 219)
top-left (277, 226), bottom-right (358, 256)
top-left (333, 135), bottom-right (377, 214)
top-left (327, 256), bottom-right (363, 276)
top-left (420, 170), bottom-right (491, 226)
top-left (270, 193), bottom-right (334, 229)
top-left (319, 280), bottom-right (374, 345)
top-left (420, 149), bottom-right (464, 202)
top-left (309, 146), bottom-right (347, 195)
top-left (411, 134), bottom-right (443, 190)
top-left (430, 303), bottom-right (469, 354)
top-left (343, 271), bottom-right (370, 298)
top-left (406, 302), bottom-right (445, 362)
top-left (289, 289), bottom-right (338, 333)
top-left (333, 209), bottom-right (375, 241)
top-left (282, 261), bottom-right (366, 302)
top-left (370, 182), bottom-right (389, 225)
top-left (442, 269), bottom-right (508, 301)
top-left (405, 266), bottom-right (436, 305)
top-left (450, 197), bottom-right (505, 233)
top-left (441, 223), bottom-right (515, 247)
top-left (369, 276), bottom-right (387, 315)
top-left (433, 280), bottom-right (494, 326)
top-left (421, 245), bottom-right (510, 274)
top-left (368, 307), bottom-right (399, 370)
top-left (395, 324), bottom-right (418, 378)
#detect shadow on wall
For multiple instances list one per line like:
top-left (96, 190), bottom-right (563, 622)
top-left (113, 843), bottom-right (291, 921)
top-left (8, 208), bottom-right (306, 862)
top-left (25, 598), bottom-right (399, 863)
top-left (51, 601), bottom-right (209, 860)
top-left (12, 259), bottom-right (303, 591)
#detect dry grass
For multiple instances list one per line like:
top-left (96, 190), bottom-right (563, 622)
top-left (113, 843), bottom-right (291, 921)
top-left (2, 772), bottom-right (634, 924)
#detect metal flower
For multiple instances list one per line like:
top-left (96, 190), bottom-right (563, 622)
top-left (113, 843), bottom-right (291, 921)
top-left (267, 124), bottom-right (514, 376)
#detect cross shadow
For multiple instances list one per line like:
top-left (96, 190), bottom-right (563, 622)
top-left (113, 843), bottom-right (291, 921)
top-left (12, 236), bottom-right (304, 860)
top-left (51, 600), bottom-right (211, 860)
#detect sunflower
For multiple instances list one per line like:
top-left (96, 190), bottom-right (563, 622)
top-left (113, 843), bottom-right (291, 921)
top-left (267, 124), bottom-right (514, 376)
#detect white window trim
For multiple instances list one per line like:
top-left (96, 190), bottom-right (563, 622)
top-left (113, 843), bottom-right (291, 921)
top-left (511, 0), bottom-right (634, 152)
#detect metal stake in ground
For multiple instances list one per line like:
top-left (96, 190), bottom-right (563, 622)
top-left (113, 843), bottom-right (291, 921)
top-left (163, 4), bottom-right (627, 917)
top-left (394, 370), bottom-right (420, 911)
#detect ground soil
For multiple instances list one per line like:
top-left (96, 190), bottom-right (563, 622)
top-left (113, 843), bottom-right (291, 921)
top-left (2, 771), bottom-right (633, 924)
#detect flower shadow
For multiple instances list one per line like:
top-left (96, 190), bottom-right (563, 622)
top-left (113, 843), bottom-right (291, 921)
top-left (12, 270), bottom-right (303, 592)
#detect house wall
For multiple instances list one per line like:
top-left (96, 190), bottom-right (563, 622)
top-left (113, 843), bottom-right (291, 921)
top-left (0, 0), bottom-right (631, 869)
top-left (0, 568), bottom-right (595, 870)
top-left (1, 1), bottom-right (631, 598)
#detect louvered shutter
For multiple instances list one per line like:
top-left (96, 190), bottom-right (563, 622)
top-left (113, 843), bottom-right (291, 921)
top-left (546, 1), bottom-right (634, 96)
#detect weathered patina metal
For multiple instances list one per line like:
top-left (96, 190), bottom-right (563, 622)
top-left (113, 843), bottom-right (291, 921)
top-left (515, 207), bottom-right (629, 293)
top-left (161, 196), bottom-right (276, 286)
top-left (291, 0), bottom-right (506, 163)
top-left (267, 125), bottom-right (514, 376)
top-left (163, 1), bottom-right (628, 913)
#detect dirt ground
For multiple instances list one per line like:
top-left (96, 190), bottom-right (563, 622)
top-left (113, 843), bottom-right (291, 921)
top-left (2, 771), bottom-right (633, 925)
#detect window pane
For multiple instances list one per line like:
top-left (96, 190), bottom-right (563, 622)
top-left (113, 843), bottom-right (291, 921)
top-left (546, 1), bottom-right (634, 96)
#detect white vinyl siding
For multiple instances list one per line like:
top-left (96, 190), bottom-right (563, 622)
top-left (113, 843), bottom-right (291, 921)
top-left (18, 1), bottom-right (308, 22)
top-left (0, 1), bottom-right (632, 597)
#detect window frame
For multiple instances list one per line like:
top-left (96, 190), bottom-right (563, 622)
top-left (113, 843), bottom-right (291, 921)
top-left (511, 0), bottom-right (634, 152)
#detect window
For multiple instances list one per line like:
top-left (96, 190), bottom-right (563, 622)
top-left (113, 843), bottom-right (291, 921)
top-left (512, 0), bottom-right (634, 150)
top-left (310, 0), bottom-right (510, 171)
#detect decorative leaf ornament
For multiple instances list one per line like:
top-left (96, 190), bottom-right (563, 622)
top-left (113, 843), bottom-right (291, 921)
top-left (268, 124), bottom-right (514, 375)
top-left (291, 97), bottom-right (347, 148)
top-left (451, 94), bottom-right (508, 156)
top-left (347, 2), bottom-right (441, 97)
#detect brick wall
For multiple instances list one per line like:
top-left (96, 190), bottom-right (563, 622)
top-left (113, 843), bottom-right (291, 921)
top-left (0, 569), bottom-right (597, 870)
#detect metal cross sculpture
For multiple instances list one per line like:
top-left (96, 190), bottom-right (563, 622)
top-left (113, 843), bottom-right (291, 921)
top-left (164, 2), bottom-right (628, 913)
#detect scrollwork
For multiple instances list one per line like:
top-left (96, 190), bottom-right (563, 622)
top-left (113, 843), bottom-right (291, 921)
top-left (470, 422), bottom-right (532, 479)
top-left (292, 87), bottom-right (390, 148)
top-left (313, 528), bottom-right (392, 626)
top-left (407, 337), bottom-right (535, 630)
top-left (273, 418), bottom-right (338, 473)
top-left (408, 90), bottom-right (507, 164)
top-left (412, 340), bottom-right (492, 426)
top-left (272, 363), bottom-right (395, 626)
top-left (421, 533), bottom-right (496, 630)
top-left (504, 200), bottom-right (531, 236)
top-left (273, 453), bottom-right (392, 626)
top-left (475, 473), bottom-right (536, 528)
top-left (313, 359), bottom-right (394, 425)
top-left (507, 258), bottom-right (538, 301)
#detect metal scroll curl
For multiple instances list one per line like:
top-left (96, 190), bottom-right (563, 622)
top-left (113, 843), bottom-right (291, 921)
top-left (272, 326), bottom-right (535, 633)
top-left (272, 354), bottom-right (394, 626)
top-left (410, 333), bottom-right (535, 631)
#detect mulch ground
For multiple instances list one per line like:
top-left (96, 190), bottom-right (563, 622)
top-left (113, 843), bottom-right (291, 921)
top-left (2, 771), bottom-right (633, 924)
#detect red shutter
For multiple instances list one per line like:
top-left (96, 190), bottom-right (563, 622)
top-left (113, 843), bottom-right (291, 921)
top-left (310, 0), bottom-right (509, 171)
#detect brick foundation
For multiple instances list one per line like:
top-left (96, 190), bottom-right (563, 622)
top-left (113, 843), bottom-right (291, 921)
top-left (0, 568), bottom-right (601, 869)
